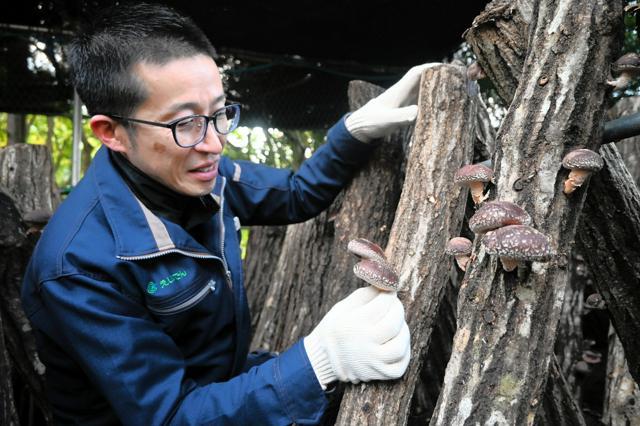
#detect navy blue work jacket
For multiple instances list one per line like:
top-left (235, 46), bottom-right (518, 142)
top-left (21, 118), bottom-right (374, 425)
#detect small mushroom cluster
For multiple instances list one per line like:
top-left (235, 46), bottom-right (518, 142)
top-left (561, 148), bottom-right (603, 195)
top-left (446, 201), bottom-right (555, 272)
top-left (347, 238), bottom-right (400, 292)
top-left (445, 237), bottom-right (473, 271)
top-left (454, 163), bottom-right (494, 205)
top-left (466, 61), bottom-right (487, 81)
top-left (607, 52), bottom-right (640, 91)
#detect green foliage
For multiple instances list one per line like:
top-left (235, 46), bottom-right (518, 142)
top-left (225, 127), bottom-right (325, 170)
top-left (0, 113), bottom-right (7, 147)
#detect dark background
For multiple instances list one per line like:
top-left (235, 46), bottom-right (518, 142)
top-left (1, 0), bottom-right (491, 128)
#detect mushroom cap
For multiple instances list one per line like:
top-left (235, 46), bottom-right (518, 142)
top-left (347, 238), bottom-right (386, 263)
top-left (481, 225), bottom-right (554, 261)
top-left (469, 201), bottom-right (532, 234)
top-left (445, 237), bottom-right (473, 255)
top-left (353, 259), bottom-right (399, 291)
top-left (612, 52), bottom-right (640, 74)
top-left (466, 61), bottom-right (486, 80)
top-left (454, 164), bottom-right (493, 184)
top-left (562, 149), bottom-right (603, 172)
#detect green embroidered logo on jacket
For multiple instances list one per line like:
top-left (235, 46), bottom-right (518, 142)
top-left (146, 270), bottom-right (188, 294)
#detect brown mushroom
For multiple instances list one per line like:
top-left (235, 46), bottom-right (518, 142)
top-left (561, 148), bottom-right (603, 194)
top-left (585, 293), bottom-right (606, 310)
top-left (454, 164), bottom-right (493, 205)
top-left (466, 61), bottom-right (486, 81)
top-left (468, 200), bottom-right (532, 234)
top-left (445, 237), bottom-right (473, 271)
top-left (347, 237), bottom-right (386, 263)
top-left (481, 225), bottom-right (554, 272)
top-left (607, 52), bottom-right (640, 90)
top-left (353, 259), bottom-right (400, 292)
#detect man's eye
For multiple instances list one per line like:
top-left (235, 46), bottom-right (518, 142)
top-left (177, 117), bottom-right (199, 129)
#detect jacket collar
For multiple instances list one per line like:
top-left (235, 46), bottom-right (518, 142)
top-left (89, 146), bottom-right (225, 259)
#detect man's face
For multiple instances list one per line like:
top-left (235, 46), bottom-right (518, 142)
top-left (116, 55), bottom-right (227, 196)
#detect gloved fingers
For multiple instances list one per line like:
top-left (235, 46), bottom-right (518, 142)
top-left (381, 340), bottom-right (411, 380)
top-left (369, 296), bottom-right (406, 343)
top-left (377, 62), bottom-right (440, 107)
top-left (337, 285), bottom-right (382, 309)
top-left (357, 289), bottom-right (399, 322)
top-left (375, 321), bottom-right (411, 364)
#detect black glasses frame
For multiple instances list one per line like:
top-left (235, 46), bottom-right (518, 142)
top-left (104, 103), bottom-right (241, 148)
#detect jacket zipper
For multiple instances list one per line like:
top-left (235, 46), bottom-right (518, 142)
top-left (218, 178), bottom-right (233, 290)
top-left (118, 248), bottom-right (217, 262)
top-left (149, 279), bottom-right (216, 315)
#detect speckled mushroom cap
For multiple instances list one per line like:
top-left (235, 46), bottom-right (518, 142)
top-left (353, 259), bottom-right (400, 291)
top-left (612, 52), bottom-right (640, 75)
top-left (347, 238), bottom-right (387, 263)
top-left (445, 237), bottom-right (473, 255)
top-left (562, 149), bottom-right (603, 171)
top-left (454, 164), bottom-right (493, 184)
top-left (468, 201), bottom-right (532, 234)
top-left (482, 225), bottom-right (554, 261)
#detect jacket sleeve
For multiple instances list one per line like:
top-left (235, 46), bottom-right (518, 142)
top-left (220, 116), bottom-right (377, 225)
top-left (34, 273), bottom-right (327, 425)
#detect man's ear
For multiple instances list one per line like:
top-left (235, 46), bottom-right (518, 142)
top-left (90, 115), bottom-right (128, 153)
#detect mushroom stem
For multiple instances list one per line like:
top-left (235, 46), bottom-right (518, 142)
top-left (500, 257), bottom-right (519, 272)
top-left (606, 73), bottom-right (633, 90)
top-left (563, 169), bottom-right (592, 194)
top-left (469, 182), bottom-right (488, 204)
top-left (455, 254), bottom-right (471, 271)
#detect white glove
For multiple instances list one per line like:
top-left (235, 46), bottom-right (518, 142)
top-left (345, 62), bottom-right (440, 142)
top-left (304, 286), bottom-right (410, 389)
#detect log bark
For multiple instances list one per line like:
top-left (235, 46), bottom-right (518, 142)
top-left (554, 254), bottom-right (584, 388)
top-left (534, 355), bottom-right (587, 426)
top-left (0, 190), bottom-right (50, 424)
top-left (243, 225), bottom-right (287, 335)
top-left (0, 193), bottom-right (21, 426)
top-left (602, 325), bottom-right (640, 425)
top-left (0, 144), bottom-right (58, 424)
top-left (250, 80), bottom-right (408, 353)
top-left (464, 0), bottom-right (533, 104)
top-left (431, 1), bottom-right (623, 424)
top-left (335, 64), bottom-right (477, 425)
top-left (0, 144), bottom-right (60, 215)
top-left (576, 143), bottom-right (640, 384)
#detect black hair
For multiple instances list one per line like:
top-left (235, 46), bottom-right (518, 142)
top-left (66, 2), bottom-right (217, 116)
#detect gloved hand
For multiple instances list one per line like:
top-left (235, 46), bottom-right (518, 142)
top-left (303, 286), bottom-right (410, 389)
top-left (345, 62), bottom-right (440, 143)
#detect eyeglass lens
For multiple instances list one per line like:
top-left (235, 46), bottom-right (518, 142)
top-left (174, 105), bottom-right (239, 147)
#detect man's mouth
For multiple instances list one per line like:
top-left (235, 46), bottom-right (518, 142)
top-left (189, 162), bottom-right (218, 182)
top-left (192, 165), bottom-right (214, 173)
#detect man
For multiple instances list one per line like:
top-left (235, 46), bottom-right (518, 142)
top-left (21, 3), bottom-right (434, 425)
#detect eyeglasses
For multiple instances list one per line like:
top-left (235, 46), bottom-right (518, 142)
top-left (106, 103), bottom-right (241, 148)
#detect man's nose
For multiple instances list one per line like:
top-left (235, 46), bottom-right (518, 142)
top-left (195, 124), bottom-right (224, 153)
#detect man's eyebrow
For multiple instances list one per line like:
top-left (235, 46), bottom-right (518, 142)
top-left (165, 95), bottom-right (227, 115)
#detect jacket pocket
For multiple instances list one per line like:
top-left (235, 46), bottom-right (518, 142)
top-left (146, 277), bottom-right (217, 316)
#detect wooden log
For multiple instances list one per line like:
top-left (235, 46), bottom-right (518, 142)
top-left (250, 80), bottom-right (407, 354)
top-left (535, 355), bottom-right (587, 426)
top-left (335, 63), bottom-right (477, 425)
top-left (607, 96), bottom-right (640, 187)
top-left (576, 143), bottom-right (640, 384)
top-left (0, 144), bottom-right (60, 215)
top-left (431, 1), bottom-right (623, 424)
top-left (464, 0), bottom-right (534, 104)
top-left (0, 144), bottom-right (59, 424)
top-left (602, 325), bottom-right (640, 425)
top-left (243, 225), bottom-right (287, 335)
